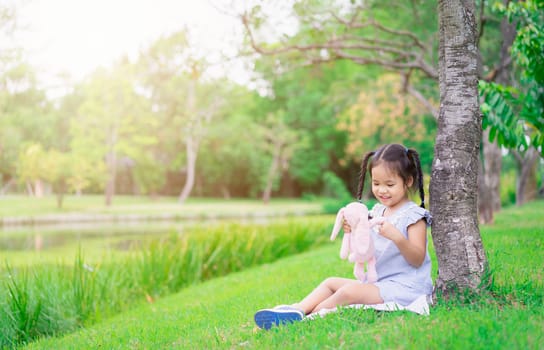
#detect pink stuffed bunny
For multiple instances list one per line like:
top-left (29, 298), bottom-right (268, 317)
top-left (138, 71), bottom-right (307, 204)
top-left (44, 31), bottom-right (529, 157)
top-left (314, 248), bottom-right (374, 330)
top-left (330, 202), bottom-right (385, 283)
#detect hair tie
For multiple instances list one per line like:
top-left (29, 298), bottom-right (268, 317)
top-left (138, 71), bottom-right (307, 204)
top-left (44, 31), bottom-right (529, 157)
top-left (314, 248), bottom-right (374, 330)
top-left (405, 147), bottom-right (409, 154)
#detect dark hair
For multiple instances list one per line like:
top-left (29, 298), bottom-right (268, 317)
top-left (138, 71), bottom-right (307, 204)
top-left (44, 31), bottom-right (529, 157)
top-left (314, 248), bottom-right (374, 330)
top-left (356, 143), bottom-right (426, 208)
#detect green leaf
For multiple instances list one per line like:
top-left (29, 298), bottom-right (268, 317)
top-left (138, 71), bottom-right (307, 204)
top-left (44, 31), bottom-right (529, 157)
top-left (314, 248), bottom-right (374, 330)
top-left (489, 126), bottom-right (497, 142)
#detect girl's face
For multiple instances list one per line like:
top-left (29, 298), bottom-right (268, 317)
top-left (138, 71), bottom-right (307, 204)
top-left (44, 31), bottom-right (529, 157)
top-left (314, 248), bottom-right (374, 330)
top-left (371, 163), bottom-right (412, 212)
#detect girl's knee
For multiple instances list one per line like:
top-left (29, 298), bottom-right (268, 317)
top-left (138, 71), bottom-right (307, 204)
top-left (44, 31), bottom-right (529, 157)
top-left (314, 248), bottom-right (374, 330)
top-left (321, 277), bottom-right (343, 289)
top-left (322, 277), bottom-right (336, 285)
top-left (336, 285), bottom-right (359, 300)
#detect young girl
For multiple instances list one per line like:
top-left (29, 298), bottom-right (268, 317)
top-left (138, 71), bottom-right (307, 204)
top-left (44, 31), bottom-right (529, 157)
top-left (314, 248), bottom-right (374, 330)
top-left (254, 143), bottom-right (433, 330)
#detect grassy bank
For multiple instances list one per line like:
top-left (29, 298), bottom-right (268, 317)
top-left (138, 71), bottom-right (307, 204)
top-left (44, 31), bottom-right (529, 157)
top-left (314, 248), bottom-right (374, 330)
top-left (21, 201), bottom-right (544, 349)
top-left (0, 217), bottom-right (332, 348)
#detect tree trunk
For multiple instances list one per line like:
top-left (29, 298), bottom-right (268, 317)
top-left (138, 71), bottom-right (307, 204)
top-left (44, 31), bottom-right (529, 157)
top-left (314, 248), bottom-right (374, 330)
top-left (34, 179), bottom-right (44, 198)
top-left (0, 177), bottom-right (15, 195)
top-left (26, 181), bottom-right (34, 196)
top-left (178, 135), bottom-right (197, 203)
top-left (431, 0), bottom-right (488, 295)
top-left (515, 148), bottom-right (539, 206)
top-left (105, 120), bottom-right (119, 207)
top-left (105, 151), bottom-right (117, 207)
top-left (55, 178), bottom-right (66, 209)
top-left (178, 69), bottom-right (199, 204)
top-left (478, 131), bottom-right (502, 224)
top-left (262, 141), bottom-right (282, 204)
top-left (221, 185), bottom-right (231, 200)
top-left (477, 2), bottom-right (516, 224)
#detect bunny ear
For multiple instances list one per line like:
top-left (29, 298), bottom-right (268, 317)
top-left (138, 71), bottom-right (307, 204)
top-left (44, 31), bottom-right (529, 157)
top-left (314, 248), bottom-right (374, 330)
top-left (330, 208), bottom-right (344, 240)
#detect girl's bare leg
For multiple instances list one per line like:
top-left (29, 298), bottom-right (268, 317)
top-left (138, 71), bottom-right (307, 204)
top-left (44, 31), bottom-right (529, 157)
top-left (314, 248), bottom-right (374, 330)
top-left (292, 277), bottom-right (383, 314)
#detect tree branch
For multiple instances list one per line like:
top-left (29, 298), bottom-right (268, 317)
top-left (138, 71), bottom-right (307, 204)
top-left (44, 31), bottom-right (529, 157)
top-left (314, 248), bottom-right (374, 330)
top-left (241, 8), bottom-right (438, 79)
top-left (401, 71), bottom-right (438, 119)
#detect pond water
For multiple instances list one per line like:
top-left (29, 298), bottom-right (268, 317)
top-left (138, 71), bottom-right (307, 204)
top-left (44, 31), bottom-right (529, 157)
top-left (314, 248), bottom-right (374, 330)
top-left (0, 222), bottom-right (183, 252)
top-left (0, 216), bottom-right (275, 253)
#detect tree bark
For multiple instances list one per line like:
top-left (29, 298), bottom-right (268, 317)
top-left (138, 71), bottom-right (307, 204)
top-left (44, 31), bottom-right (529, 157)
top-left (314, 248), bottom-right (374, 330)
top-left (179, 71), bottom-right (198, 204)
top-left (26, 181), bottom-right (34, 196)
top-left (478, 131), bottom-right (502, 224)
top-left (262, 140), bottom-right (283, 204)
top-left (179, 135), bottom-right (197, 203)
top-left (514, 148), bottom-right (539, 206)
top-left (105, 150), bottom-right (117, 207)
top-left (0, 177), bottom-right (15, 195)
top-left (34, 179), bottom-right (44, 198)
top-left (105, 117), bottom-right (119, 207)
top-left (431, 0), bottom-right (488, 294)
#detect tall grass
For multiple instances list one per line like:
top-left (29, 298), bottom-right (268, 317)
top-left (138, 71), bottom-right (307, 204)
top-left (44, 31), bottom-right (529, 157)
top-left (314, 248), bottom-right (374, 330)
top-left (0, 217), bottom-right (331, 348)
top-left (2, 267), bottom-right (43, 345)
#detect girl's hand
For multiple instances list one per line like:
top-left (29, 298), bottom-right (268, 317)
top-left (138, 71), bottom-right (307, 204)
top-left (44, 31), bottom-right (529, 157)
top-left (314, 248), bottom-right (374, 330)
top-left (376, 221), bottom-right (402, 242)
top-left (377, 219), bottom-right (428, 267)
top-left (342, 220), bottom-right (352, 233)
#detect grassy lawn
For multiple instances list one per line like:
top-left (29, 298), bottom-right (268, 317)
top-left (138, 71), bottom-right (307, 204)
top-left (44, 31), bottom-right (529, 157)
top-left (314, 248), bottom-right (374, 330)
top-left (21, 201), bottom-right (544, 350)
top-left (0, 195), bottom-right (325, 219)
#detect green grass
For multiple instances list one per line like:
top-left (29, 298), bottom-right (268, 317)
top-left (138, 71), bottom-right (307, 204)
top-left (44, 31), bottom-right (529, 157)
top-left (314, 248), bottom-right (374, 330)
top-left (20, 201), bottom-right (544, 350)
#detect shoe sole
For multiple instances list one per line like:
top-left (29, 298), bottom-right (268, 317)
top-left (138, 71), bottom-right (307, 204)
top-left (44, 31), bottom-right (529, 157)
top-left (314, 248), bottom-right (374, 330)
top-left (254, 309), bottom-right (303, 330)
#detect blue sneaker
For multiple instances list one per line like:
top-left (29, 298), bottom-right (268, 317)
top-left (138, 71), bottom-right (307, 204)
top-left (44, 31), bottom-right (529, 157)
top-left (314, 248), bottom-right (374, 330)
top-left (254, 306), bottom-right (304, 330)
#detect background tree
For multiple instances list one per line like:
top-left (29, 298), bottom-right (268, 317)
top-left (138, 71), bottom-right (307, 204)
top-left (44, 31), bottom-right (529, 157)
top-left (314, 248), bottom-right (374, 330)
top-left (238, 0), bottom-right (539, 223)
top-left (240, 1), bottom-right (439, 111)
top-left (258, 109), bottom-right (304, 203)
top-left (16, 143), bottom-right (47, 196)
top-left (196, 88), bottom-right (264, 198)
top-left (480, 0), bottom-right (543, 206)
top-left (40, 149), bottom-right (71, 208)
top-left (138, 31), bottom-right (224, 203)
top-left (337, 73), bottom-right (436, 173)
top-left (1, 63), bottom-right (58, 196)
top-left (476, 0), bottom-right (516, 224)
top-left (72, 61), bottom-right (154, 205)
top-left (249, 58), bottom-right (358, 197)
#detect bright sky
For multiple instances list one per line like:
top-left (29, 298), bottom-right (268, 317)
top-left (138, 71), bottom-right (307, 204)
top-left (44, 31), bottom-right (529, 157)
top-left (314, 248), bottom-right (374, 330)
top-left (15, 0), bottom-right (247, 95)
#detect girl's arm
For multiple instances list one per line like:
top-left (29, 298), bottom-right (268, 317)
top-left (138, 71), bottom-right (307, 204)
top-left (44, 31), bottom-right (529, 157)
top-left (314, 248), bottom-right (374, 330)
top-left (378, 219), bottom-right (427, 267)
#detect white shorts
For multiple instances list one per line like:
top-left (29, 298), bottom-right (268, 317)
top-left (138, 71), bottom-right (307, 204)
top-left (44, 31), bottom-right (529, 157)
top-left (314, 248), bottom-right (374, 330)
top-left (374, 280), bottom-right (427, 306)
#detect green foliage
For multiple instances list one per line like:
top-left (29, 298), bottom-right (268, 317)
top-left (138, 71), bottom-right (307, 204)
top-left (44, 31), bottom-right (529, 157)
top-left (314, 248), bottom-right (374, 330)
top-left (2, 0), bottom-right (442, 200)
top-left (321, 171), bottom-right (351, 199)
top-left (321, 171), bottom-right (353, 213)
top-left (71, 63), bottom-right (158, 197)
top-left (197, 102), bottom-right (266, 197)
top-left (0, 60), bottom-right (57, 184)
top-left (337, 73), bottom-right (437, 171)
top-left (480, 1), bottom-right (544, 155)
top-left (252, 59), bottom-right (370, 195)
top-left (497, 0), bottom-right (544, 84)
top-left (499, 169), bottom-right (517, 206)
top-left (479, 81), bottom-right (526, 148)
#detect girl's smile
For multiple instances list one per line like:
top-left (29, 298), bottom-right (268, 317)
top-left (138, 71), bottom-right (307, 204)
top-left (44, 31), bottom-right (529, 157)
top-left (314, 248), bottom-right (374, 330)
top-left (371, 163), bottom-right (412, 213)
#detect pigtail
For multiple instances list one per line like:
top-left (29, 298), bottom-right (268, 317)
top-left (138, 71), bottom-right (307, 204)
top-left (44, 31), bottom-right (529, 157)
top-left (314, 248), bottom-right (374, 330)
top-left (356, 151), bottom-right (375, 201)
top-left (408, 148), bottom-right (426, 208)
